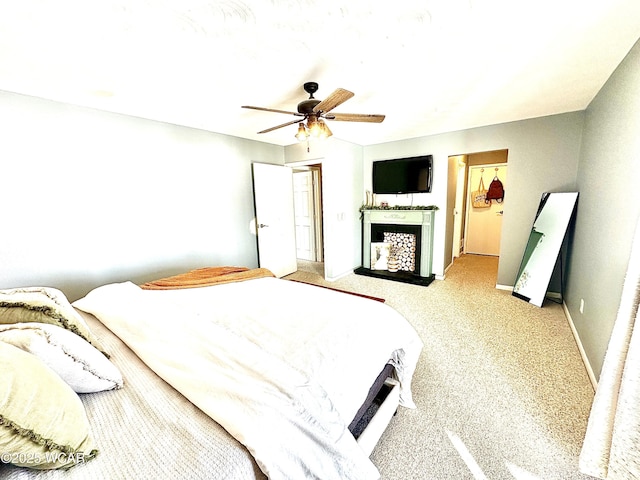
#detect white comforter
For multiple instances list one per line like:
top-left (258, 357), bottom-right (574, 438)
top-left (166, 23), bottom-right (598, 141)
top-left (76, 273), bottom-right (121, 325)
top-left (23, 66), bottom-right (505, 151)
top-left (73, 277), bottom-right (423, 480)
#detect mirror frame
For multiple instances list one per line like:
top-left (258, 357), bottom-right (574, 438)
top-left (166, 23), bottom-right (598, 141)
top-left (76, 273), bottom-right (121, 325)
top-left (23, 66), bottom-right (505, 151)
top-left (513, 192), bottom-right (579, 307)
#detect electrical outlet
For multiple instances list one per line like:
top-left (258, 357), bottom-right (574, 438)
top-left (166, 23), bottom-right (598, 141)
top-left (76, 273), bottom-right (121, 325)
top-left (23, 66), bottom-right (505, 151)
top-left (580, 298), bottom-right (585, 314)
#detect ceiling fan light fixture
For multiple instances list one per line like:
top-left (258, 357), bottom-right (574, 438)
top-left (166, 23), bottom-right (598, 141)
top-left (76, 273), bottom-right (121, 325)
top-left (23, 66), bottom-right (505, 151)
top-left (307, 116), bottom-right (322, 138)
top-left (295, 122), bottom-right (308, 141)
top-left (318, 119), bottom-right (332, 139)
top-left (245, 82), bottom-right (383, 141)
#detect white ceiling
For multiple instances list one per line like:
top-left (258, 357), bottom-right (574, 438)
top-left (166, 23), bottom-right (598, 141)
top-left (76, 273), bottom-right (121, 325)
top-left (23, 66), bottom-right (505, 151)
top-left (1, 1), bottom-right (639, 146)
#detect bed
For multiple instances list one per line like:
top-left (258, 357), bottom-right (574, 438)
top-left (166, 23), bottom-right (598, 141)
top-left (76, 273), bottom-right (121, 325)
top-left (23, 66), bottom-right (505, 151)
top-left (0, 267), bottom-right (423, 479)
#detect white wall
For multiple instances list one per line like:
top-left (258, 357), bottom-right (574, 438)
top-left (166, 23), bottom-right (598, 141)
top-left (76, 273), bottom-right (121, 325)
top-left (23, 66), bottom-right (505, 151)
top-left (0, 91), bottom-right (284, 301)
top-left (285, 138), bottom-right (364, 280)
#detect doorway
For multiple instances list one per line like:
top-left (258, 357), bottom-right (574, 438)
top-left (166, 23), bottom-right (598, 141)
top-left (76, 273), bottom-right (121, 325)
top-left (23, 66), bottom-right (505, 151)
top-left (465, 164), bottom-right (507, 255)
top-left (451, 150), bottom-right (508, 261)
top-left (292, 165), bottom-right (324, 275)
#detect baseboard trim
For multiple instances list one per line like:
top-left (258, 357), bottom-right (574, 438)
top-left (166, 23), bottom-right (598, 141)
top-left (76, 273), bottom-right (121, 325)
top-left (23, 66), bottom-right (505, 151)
top-left (444, 261), bottom-right (453, 275)
top-left (494, 285), bottom-right (566, 303)
top-left (325, 269), bottom-right (353, 282)
top-left (562, 301), bottom-right (598, 391)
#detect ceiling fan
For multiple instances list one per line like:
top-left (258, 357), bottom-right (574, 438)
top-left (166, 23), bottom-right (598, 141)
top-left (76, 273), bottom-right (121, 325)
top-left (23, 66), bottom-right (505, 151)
top-left (242, 82), bottom-right (385, 140)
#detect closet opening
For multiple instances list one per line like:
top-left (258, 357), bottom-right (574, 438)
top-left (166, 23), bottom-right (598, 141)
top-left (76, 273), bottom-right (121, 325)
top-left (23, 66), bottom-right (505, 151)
top-left (449, 149), bottom-right (508, 267)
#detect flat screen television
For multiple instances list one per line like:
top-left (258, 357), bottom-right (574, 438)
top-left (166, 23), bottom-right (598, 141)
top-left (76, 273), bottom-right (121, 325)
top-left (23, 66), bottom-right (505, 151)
top-left (372, 155), bottom-right (433, 194)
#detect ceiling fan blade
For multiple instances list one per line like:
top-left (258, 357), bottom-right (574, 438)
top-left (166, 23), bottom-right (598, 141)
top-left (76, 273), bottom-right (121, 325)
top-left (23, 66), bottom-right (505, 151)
top-left (329, 113), bottom-right (386, 123)
top-left (313, 88), bottom-right (354, 114)
top-left (242, 105), bottom-right (302, 116)
top-left (258, 118), bottom-right (304, 134)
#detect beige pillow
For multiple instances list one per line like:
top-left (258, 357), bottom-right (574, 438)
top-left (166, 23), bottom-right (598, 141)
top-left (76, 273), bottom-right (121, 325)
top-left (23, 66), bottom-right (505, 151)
top-left (0, 323), bottom-right (123, 393)
top-left (0, 287), bottom-right (106, 356)
top-left (0, 342), bottom-right (97, 469)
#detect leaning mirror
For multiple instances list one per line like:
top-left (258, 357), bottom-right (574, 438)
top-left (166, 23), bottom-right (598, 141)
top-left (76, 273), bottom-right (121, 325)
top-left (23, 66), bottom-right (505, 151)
top-left (513, 192), bottom-right (579, 307)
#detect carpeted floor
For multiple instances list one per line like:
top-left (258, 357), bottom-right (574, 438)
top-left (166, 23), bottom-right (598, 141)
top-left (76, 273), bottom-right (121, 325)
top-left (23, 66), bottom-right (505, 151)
top-left (287, 254), bottom-right (597, 480)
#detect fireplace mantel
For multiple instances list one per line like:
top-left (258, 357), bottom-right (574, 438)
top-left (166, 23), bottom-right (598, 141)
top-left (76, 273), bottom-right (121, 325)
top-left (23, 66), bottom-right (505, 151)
top-left (356, 209), bottom-right (435, 286)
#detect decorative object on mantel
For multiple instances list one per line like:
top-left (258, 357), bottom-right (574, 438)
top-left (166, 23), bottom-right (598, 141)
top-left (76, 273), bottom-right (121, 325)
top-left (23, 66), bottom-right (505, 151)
top-left (364, 190), bottom-right (374, 208)
top-left (359, 204), bottom-right (439, 212)
top-left (359, 204), bottom-right (438, 220)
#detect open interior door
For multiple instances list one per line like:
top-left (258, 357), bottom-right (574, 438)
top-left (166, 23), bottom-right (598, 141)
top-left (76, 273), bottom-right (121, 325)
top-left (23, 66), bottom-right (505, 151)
top-left (252, 163), bottom-right (297, 277)
top-left (465, 164), bottom-right (507, 256)
top-left (293, 170), bottom-right (317, 261)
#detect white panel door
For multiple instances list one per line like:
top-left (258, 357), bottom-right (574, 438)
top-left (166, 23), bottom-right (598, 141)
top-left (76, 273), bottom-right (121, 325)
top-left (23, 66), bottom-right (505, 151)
top-left (293, 171), bottom-right (316, 261)
top-left (465, 165), bottom-right (507, 256)
top-left (252, 163), bottom-right (297, 277)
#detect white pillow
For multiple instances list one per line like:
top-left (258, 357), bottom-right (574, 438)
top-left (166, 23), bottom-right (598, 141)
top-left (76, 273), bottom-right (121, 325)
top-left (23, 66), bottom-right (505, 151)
top-left (0, 322), bottom-right (123, 393)
top-left (0, 341), bottom-right (98, 469)
top-left (0, 286), bottom-right (106, 355)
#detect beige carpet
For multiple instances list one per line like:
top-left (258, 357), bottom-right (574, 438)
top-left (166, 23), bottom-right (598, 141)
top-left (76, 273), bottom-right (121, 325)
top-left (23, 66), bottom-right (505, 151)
top-left (287, 254), bottom-right (597, 480)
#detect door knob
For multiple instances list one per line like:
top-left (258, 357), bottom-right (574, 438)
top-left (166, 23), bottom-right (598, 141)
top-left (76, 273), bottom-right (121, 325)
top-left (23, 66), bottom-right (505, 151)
top-left (258, 223), bottom-right (269, 228)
